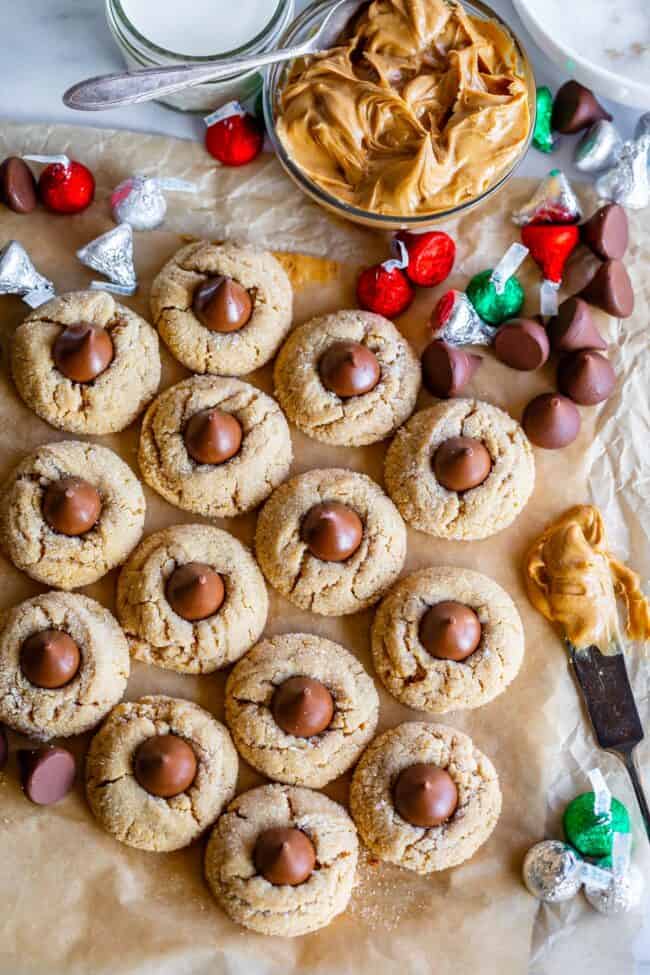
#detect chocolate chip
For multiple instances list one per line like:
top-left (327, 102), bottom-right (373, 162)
top-left (300, 502), bottom-right (363, 562)
top-left (421, 340), bottom-right (482, 397)
top-left (42, 477), bottom-right (102, 537)
top-left (494, 318), bottom-right (550, 371)
top-left (272, 676), bottom-right (334, 738)
top-left (433, 437), bottom-right (492, 492)
top-left (0, 157), bottom-right (37, 214)
top-left (547, 298), bottom-right (606, 353)
top-left (133, 734), bottom-right (197, 798)
top-left (253, 827), bottom-right (316, 886)
top-left (419, 600), bottom-right (482, 661)
top-left (192, 276), bottom-right (253, 332)
top-left (18, 747), bottom-right (76, 805)
top-left (393, 763), bottom-right (458, 828)
top-left (552, 81), bottom-right (612, 134)
top-left (579, 259), bottom-right (634, 318)
top-left (557, 350), bottom-right (616, 405)
top-left (581, 204), bottom-right (629, 261)
top-left (52, 322), bottom-right (114, 384)
top-left (522, 393), bottom-right (581, 449)
top-left (166, 563), bottom-right (225, 622)
top-left (319, 341), bottom-right (381, 398)
top-left (184, 408), bottom-right (243, 465)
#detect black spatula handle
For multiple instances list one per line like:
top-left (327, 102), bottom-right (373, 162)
top-left (620, 750), bottom-right (650, 843)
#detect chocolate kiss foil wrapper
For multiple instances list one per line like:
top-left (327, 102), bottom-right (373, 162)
top-left (522, 840), bottom-right (583, 904)
top-left (596, 136), bottom-right (650, 210)
top-left (512, 169), bottom-right (582, 226)
top-left (574, 120), bottom-right (623, 173)
top-left (432, 289), bottom-right (495, 347)
top-left (540, 278), bottom-right (559, 317)
top-left (111, 175), bottom-right (197, 231)
top-left (0, 240), bottom-right (55, 307)
top-left (585, 864), bottom-right (644, 916)
top-left (586, 833), bottom-right (644, 917)
top-left (490, 242), bottom-right (529, 295)
top-left (76, 224), bottom-right (137, 294)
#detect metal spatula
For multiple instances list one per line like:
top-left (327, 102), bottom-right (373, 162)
top-left (567, 641), bottom-right (650, 841)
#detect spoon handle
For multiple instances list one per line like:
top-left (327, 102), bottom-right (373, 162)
top-left (63, 44), bottom-right (309, 111)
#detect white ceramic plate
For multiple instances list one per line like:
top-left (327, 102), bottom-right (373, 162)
top-left (512, 0), bottom-right (650, 108)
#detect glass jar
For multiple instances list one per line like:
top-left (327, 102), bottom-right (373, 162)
top-left (264, 0), bottom-right (535, 230)
top-left (105, 0), bottom-right (295, 113)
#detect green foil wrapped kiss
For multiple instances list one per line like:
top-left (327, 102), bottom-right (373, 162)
top-left (563, 791), bottom-right (631, 858)
top-left (533, 86), bottom-right (555, 153)
top-left (466, 269), bottom-right (524, 326)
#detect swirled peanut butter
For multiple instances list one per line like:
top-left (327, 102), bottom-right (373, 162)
top-left (277, 0), bottom-right (531, 216)
top-left (525, 505), bottom-right (650, 651)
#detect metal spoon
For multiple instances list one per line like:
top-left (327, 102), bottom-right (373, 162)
top-left (63, 0), bottom-right (363, 111)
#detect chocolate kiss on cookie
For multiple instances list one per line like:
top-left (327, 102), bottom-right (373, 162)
top-left (393, 763), bottom-right (458, 828)
top-left (547, 298), bottom-right (606, 353)
top-left (301, 502), bottom-right (363, 562)
top-left (42, 477), bottom-right (102, 537)
top-left (319, 341), bottom-right (380, 398)
top-left (419, 600), bottom-right (482, 661)
top-left (494, 318), bottom-right (550, 371)
top-left (20, 630), bottom-right (81, 689)
top-left (522, 393), bottom-right (581, 449)
top-left (53, 322), bottom-right (114, 383)
top-left (552, 80), bottom-right (612, 134)
top-left (166, 562), bottom-right (225, 621)
top-left (192, 276), bottom-right (253, 332)
top-left (184, 408), bottom-right (243, 465)
top-left (421, 340), bottom-right (482, 397)
top-left (433, 437), bottom-right (492, 492)
top-left (558, 350), bottom-right (616, 405)
top-left (579, 259), bottom-right (634, 318)
top-left (272, 676), bottom-right (334, 738)
top-left (581, 203), bottom-right (628, 261)
top-left (254, 827), bottom-right (316, 886)
top-left (134, 734), bottom-right (197, 798)
top-left (18, 747), bottom-right (76, 806)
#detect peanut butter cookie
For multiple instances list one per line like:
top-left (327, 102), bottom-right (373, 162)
top-left (138, 375), bottom-right (292, 519)
top-left (11, 290), bottom-right (160, 435)
top-left (150, 240), bottom-right (293, 376)
top-left (116, 524), bottom-right (268, 674)
top-left (205, 783), bottom-right (358, 936)
top-left (384, 399), bottom-right (535, 540)
top-left (274, 310), bottom-right (421, 446)
top-left (225, 632), bottom-right (379, 787)
top-left (255, 468), bottom-right (407, 616)
top-left (86, 695), bottom-right (238, 852)
top-left (0, 440), bottom-right (145, 590)
top-left (350, 722), bottom-right (501, 874)
top-left (372, 567), bottom-right (525, 713)
top-left (0, 592), bottom-right (129, 741)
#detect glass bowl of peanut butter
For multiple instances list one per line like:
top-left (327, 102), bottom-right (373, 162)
top-left (264, 0), bottom-right (536, 229)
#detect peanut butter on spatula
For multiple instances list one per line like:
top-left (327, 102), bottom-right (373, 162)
top-left (524, 504), bottom-right (650, 651)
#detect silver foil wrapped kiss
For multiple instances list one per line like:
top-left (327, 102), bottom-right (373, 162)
top-left (0, 240), bottom-right (55, 307)
top-left (111, 175), bottom-right (197, 231)
top-left (77, 224), bottom-right (137, 295)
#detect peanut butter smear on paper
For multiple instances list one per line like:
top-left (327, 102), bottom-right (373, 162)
top-left (525, 505), bottom-right (650, 652)
top-left (277, 0), bottom-right (530, 216)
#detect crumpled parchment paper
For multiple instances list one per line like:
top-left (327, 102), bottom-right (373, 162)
top-left (0, 122), bottom-right (647, 975)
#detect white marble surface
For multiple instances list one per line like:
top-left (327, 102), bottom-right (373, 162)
top-left (0, 0), bottom-right (648, 970)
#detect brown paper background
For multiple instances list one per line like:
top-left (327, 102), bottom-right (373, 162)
top-left (0, 122), bottom-right (647, 975)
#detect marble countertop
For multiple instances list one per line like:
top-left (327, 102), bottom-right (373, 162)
top-left (0, 1), bottom-right (647, 970)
